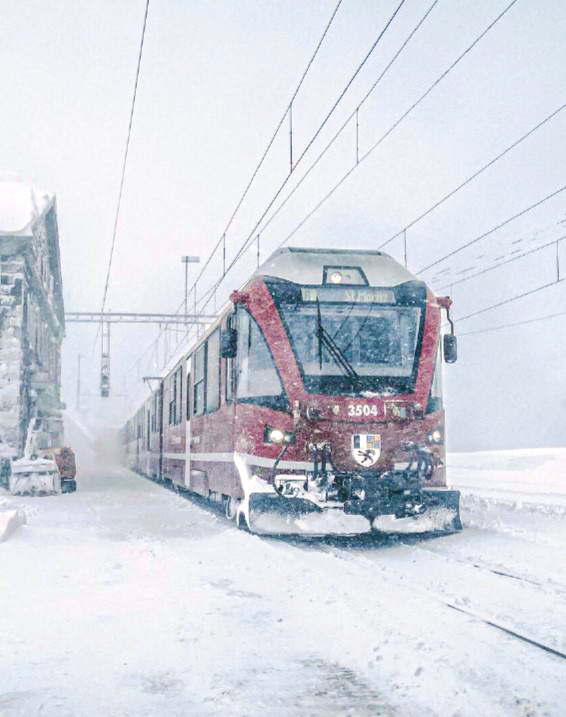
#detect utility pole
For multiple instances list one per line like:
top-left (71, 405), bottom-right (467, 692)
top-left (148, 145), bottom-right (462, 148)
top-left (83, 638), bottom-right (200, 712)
top-left (100, 321), bottom-right (111, 397)
top-left (181, 256), bottom-right (200, 319)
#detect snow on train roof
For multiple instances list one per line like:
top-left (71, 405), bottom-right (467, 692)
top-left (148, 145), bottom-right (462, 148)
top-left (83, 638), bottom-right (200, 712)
top-left (0, 174), bottom-right (55, 236)
top-left (256, 246), bottom-right (415, 287)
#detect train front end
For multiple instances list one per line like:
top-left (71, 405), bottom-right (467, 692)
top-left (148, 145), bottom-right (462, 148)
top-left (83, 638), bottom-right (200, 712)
top-left (228, 248), bottom-right (461, 535)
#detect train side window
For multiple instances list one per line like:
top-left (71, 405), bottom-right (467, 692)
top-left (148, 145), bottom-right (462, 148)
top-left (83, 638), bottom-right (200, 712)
top-left (193, 344), bottom-right (206, 416)
top-left (206, 329), bottom-right (221, 413)
top-left (236, 308), bottom-right (285, 407)
top-left (169, 372), bottom-right (177, 425)
top-left (176, 366), bottom-right (183, 424)
top-left (186, 370), bottom-right (191, 420)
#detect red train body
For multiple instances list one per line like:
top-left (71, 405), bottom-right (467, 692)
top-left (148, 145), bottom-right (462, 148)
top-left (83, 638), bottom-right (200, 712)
top-left (120, 248), bottom-right (461, 535)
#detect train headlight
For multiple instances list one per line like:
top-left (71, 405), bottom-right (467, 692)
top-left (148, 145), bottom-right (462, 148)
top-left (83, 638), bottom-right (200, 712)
top-left (264, 427), bottom-right (294, 445)
top-left (330, 271), bottom-right (343, 284)
top-left (269, 429), bottom-right (285, 444)
top-left (428, 429), bottom-right (443, 444)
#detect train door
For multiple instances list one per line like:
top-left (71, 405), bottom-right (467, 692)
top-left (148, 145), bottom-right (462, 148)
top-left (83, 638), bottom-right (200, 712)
top-left (158, 381), bottom-right (164, 480)
top-left (188, 328), bottom-right (236, 498)
top-left (184, 367), bottom-right (191, 486)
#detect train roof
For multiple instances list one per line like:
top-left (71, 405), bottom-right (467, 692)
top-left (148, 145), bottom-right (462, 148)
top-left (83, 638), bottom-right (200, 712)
top-left (256, 246), bottom-right (416, 287)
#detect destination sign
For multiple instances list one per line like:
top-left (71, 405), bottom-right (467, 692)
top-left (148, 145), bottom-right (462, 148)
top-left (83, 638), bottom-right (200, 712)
top-left (300, 287), bottom-right (395, 304)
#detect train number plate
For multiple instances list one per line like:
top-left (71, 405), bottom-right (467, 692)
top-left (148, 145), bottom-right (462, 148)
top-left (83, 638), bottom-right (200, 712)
top-left (347, 404), bottom-right (378, 417)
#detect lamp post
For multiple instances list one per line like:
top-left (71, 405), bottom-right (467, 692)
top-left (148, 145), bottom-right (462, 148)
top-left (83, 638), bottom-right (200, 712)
top-left (181, 256), bottom-right (200, 320)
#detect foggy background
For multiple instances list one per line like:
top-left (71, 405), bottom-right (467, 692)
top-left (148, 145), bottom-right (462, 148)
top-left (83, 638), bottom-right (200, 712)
top-left (2, 0), bottom-right (565, 451)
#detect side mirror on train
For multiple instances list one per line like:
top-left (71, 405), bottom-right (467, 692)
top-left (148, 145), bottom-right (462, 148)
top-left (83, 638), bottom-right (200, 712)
top-left (443, 334), bottom-right (458, 364)
top-left (221, 328), bottom-right (238, 359)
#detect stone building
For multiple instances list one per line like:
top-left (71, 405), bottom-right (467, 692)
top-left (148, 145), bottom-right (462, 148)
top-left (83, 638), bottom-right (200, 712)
top-left (0, 177), bottom-right (65, 458)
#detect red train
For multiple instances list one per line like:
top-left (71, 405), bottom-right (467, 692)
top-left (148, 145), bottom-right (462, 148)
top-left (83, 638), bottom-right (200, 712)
top-left (120, 247), bottom-right (461, 535)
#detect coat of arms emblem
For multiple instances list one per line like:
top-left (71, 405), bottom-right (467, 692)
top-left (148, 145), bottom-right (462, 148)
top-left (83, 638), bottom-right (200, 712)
top-left (351, 434), bottom-right (381, 467)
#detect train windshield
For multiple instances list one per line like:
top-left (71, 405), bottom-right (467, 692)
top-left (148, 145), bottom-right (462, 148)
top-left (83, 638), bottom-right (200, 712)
top-left (273, 289), bottom-right (423, 395)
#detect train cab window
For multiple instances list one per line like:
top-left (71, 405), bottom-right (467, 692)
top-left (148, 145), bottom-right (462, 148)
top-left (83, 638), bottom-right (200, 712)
top-left (236, 308), bottom-right (286, 409)
top-left (194, 344), bottom-right (206, 416)
top-left (206, 329), bottom-right (221, 412)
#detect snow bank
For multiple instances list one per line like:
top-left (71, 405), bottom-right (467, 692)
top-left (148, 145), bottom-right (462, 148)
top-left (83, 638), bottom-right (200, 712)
top-left (448, 447), bottom-right (566, 544)
top-left (0, 495), bottom-right (26, 541)
top-left (448, 447), bottom-right (566, 508)
top-left (0, 174), bottom-right (54, 235)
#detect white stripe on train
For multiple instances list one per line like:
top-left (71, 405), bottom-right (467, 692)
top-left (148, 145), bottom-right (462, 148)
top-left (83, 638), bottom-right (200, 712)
top-left (156, 451), bottom-right (313, 471)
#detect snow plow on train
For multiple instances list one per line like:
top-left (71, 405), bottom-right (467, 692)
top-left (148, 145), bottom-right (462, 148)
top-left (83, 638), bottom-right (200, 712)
top-left (120, 247), bottom-right (461, 536)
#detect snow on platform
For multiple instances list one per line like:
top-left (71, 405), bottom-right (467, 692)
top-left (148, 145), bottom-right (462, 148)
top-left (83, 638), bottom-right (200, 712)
top-left (0, 496), bottom-right (26, 542)
top-left (0, 448), bottom-right (565, 716)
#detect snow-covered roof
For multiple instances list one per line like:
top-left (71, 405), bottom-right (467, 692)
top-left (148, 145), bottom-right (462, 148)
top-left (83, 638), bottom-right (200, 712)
top-left (257, 246), bottom-right (416, 287)
top-left (0, 174), bottom-right (55, 236)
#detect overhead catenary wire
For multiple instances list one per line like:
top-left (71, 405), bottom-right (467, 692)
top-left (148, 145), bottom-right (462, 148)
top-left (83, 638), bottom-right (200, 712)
top-left (95, 0), bottom-right (151, 352)
top-left (379, 99), bottom-right (566, 251)
top-left (459, 308), bottom-right (566, 337)
top-left (206, 0), bottom-right (521, 298)
top-left (457, 277), bottom-right (566, 323)
top-left (435, 233), bottom-right (566, 293)
top-left (255, 0), bottom-right (441, 239)
top-left (417, 183), bottom-right (566, 275)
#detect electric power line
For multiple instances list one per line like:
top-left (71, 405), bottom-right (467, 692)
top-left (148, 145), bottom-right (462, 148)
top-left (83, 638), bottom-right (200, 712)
top-left (458, 277), bottom-right (565, 323)
top-left (236, 0), bottom-right (521, 282)
top-left (436, 234), bottom-right (565, 293)
top-left (193, 0), bottom-right (519, 322)
top-left (95, 0), bottom-right (151, 351)
top-left (459, 308), bottom-right (566, 337)
top-left (379, 100), bottom-right (566, 251)
top-left (417, 183), bottom-right (566, 275)
top-left (255, 0), bottom-right (440, 239)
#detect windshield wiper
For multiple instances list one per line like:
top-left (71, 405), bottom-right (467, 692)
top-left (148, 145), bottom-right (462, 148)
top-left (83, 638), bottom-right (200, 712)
top-left (316, 300), bottom-right (359, 382)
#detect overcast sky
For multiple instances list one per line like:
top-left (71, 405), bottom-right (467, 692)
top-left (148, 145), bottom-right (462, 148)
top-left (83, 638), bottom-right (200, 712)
top-left (2, 0), bottom-right (566, 449)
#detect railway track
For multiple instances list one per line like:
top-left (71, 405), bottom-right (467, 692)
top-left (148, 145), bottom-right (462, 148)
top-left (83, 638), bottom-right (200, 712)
top-left (271, 532), bottom-right (566, 665)
top-left (444, 603), bottom-right (566, 661)
top-left (405, 541), bottom-right (566, 596)
top-left (143, 471), bottom-right (566, 663)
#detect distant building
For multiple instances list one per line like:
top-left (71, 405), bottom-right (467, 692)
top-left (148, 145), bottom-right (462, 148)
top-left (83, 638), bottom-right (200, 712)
top-left (0, 176), bottom-right (65, 457)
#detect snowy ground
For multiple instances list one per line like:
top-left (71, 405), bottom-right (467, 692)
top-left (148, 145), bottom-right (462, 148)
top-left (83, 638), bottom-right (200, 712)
top-left (1, 440), bottom-right (565, 716)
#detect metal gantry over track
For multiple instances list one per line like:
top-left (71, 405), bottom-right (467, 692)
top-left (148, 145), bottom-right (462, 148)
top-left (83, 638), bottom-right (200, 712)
top-left (66, 312), bottom-right (217, 397)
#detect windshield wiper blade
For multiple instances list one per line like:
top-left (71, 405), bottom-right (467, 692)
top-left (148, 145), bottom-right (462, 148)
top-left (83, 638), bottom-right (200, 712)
top-left (316, 300), bottom-right (359, 381)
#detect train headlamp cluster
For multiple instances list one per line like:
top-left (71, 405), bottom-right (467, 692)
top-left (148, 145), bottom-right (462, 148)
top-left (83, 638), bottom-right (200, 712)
top-left (427, 429), bottom-right (444, 444)
top-left (264, 426), bottom-right (295, 445)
